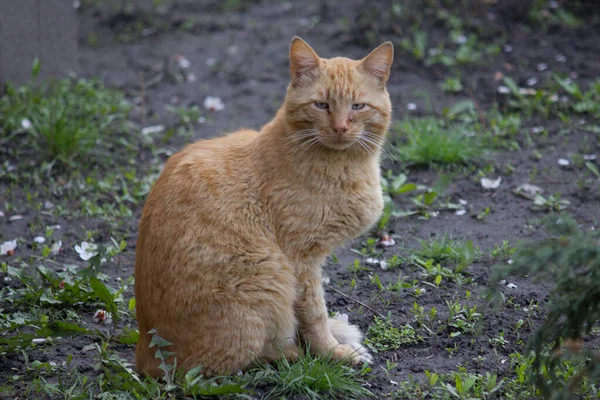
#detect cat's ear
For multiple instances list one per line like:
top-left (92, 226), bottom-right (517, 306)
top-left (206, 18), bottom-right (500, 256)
top-left (360, 42), bottom-right (394, 84)
top-left (289, 37), bottom-right (320, 84)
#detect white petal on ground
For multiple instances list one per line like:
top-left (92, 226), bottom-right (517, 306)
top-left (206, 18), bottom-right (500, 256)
top-left (34, 236), bottom-right (45, 244)
top-left (321, 275), bottom-right (330, 285)
top-left (92, 309), bottom-right (112, 324)
top-left (1, 240), bottom-right (17, 255)
top-left (44, 201), bottom-right (54, 209)
top-left (48, 224), bottom-right (61, 230)
top-left (390, 380), bottom-right (398, 386)
top-left (32, 338), bottom-right (48, 345)
top-left (583, 154), bottom-right (596, 160)
top-left (206, 57), bottom-right (217, 66)
top-left (558, 158), bottom-right (570, 166)
top-left (365, 258), bottom-right (381, 267)
top-left (531, 126), bottom-right (544, 133)
top-left (503, 44), bottom-right (513, 53)
top-left (175, 54), bottom-right (191, 69)
top-left (455, 209), bottom-right (466, 216)
top-left (21, 118), bottom-right (32, 130)
top-left (497, 86), bottom-right (510, 94)
top-left (514, 183), bottom-right (543, 200)
top-left (507, 283), bottom-right (517, 289)
top-left (203, 96), bottom-right (225, 112)
top-left (407, 103), bottom-right (417, 111)
top-left (481, 177), bottom-right (502, 189)
top-left (74, 241), bottom-right (99, 261)
top-left (141, 125), bottom-right (165, 135)
top-left (537, 63), bottom-right (548, 71)
top-left (8, 215), bottom-right (23, 221)
top-left (555, 54), bottom-right (566, 63)
top-left (379, 237), bottom-right (396, 247)
top-left (499, 280), bottom-right (507, 285)
top-left (526, 77), bottom-right (538, 86)
top-left (379, 260), bottom-right (389, 270)
top-left (459, 199), bottom-right (468, 205)
top-left (50, 241), bottom-right (62, 255)
top-left (508, 259), bottom-right (514, 265)
top-left (0, 211), bottom-right (4, 217)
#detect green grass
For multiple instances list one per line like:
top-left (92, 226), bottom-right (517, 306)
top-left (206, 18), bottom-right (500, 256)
top-left (415, 235), bottom-right (479, 268)
top-left (0, 69), bottom-right (134, 166)
top-left (364, 314), bottom-right (422, 353)
top-left (250, 350), bottom-right (373, 400)
top-left (394, 118), bottom-right (485, 166)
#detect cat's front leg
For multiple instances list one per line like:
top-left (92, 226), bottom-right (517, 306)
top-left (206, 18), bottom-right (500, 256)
top-left (295, 265), bottom-right (362, 364)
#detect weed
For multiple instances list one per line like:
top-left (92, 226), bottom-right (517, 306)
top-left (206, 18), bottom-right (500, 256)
top-left (490, 240), bottom-right (516, 260)
top-left (250, 349), bottom-right (373, 399)
top-left (490, 214), bottom-right (600, 398)
top-left (394, 117), bottom-right (484, 166)
top-left (440, 76), bottom-right (463, 93)
top-left (532, 194), bottom-right (570, 212)
top-left (416, 235), bottom-right (478, 270)
top-left (0, 71), bottom-right (132, 166)
top-left (364, 313), bottom-right (422, 353)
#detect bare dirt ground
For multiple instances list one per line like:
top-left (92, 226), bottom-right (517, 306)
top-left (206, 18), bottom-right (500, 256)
top-left (1, 0), bottom-right (599, 398)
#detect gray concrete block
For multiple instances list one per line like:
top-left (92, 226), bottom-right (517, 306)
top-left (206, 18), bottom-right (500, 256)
top-left (0, 0), bottom-right (79, 86)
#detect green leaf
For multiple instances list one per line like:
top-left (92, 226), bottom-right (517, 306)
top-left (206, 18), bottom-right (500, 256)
top-left (128, 297), bottom-right (136, 312)
top-left (586, 161), bottom-right (600, 178)
top-left (424, 191), bottom-right (437, 205)
top-left (48, 321), bottom-right (90, 335)
top-left (32, 57), bottom-right (41, 80)
top-left (89, 277), bottom-right (118, 323)
top-left (396, 183), bottom-right (417, 195)
top-left (149, 330), bottom-right (173, 348)
top-left (391, 174), bottom-right (408, 191)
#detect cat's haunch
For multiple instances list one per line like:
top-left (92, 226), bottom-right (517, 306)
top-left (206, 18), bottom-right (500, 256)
top-left (134, 37), bottom-right (393, 376)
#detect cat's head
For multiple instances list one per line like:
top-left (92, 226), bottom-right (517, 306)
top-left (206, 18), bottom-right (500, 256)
top-left (284, 37), bottom-right (393, 153)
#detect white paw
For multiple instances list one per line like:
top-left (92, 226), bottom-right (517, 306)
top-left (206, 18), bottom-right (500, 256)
top-left (349, 342), bottom-right (373, 364)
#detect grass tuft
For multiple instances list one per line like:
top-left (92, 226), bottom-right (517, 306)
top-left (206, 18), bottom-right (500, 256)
top-left (250, 349), bottom-right (373, 400)
top-left (364, 314), bottom-right (422, 353)
top-left (416, 235), bottom-right (479, 268)
top-left (1, 75), bottom-right (133, 166)
top-left (393, 117), bottom-right (484, 166)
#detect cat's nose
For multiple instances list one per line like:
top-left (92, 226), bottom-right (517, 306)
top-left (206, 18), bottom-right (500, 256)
top-left (333, 123), bottom-right (349, 136)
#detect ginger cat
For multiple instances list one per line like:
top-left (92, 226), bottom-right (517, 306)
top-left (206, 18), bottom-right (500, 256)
top-left (135, 37), bottom-right (394, 377)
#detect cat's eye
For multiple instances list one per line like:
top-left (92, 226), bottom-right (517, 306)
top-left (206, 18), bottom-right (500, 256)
top-left (314, 102), bottom-right (329, 110)
top-left (352, 103), bottom-right (366, 110)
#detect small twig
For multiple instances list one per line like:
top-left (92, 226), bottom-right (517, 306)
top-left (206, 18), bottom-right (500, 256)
top-left (144, 72), bottom-right (164, 89)
top-left (324, 284), bottom-right (386, 318)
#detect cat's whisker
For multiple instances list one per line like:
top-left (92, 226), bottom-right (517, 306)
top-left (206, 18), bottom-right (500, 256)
top-left (295, 136), bottom-right (322, 160)
top-left (358, 133), bottom-right (386, 156)
top-left (360, 131), bottom-right (399, 162)
top-left (356, 137), bottom-right (375, 157)
top-left (285, 134), bottom-right (323, 162)
top-left (285, 129), bottom-right (321, 145)
top-left (286, 133), bottom-right (318, 144)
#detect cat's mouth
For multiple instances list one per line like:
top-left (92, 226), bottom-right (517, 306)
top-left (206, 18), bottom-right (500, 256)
top-left (320, 133), bottom-right (360, 150)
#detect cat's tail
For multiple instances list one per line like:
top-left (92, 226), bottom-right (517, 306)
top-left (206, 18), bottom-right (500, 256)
top-left (328, 314), bottom-right (372, 363)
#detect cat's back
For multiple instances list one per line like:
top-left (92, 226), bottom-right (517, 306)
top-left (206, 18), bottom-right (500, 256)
top-left (143, 129), bottom-right (259, 215)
